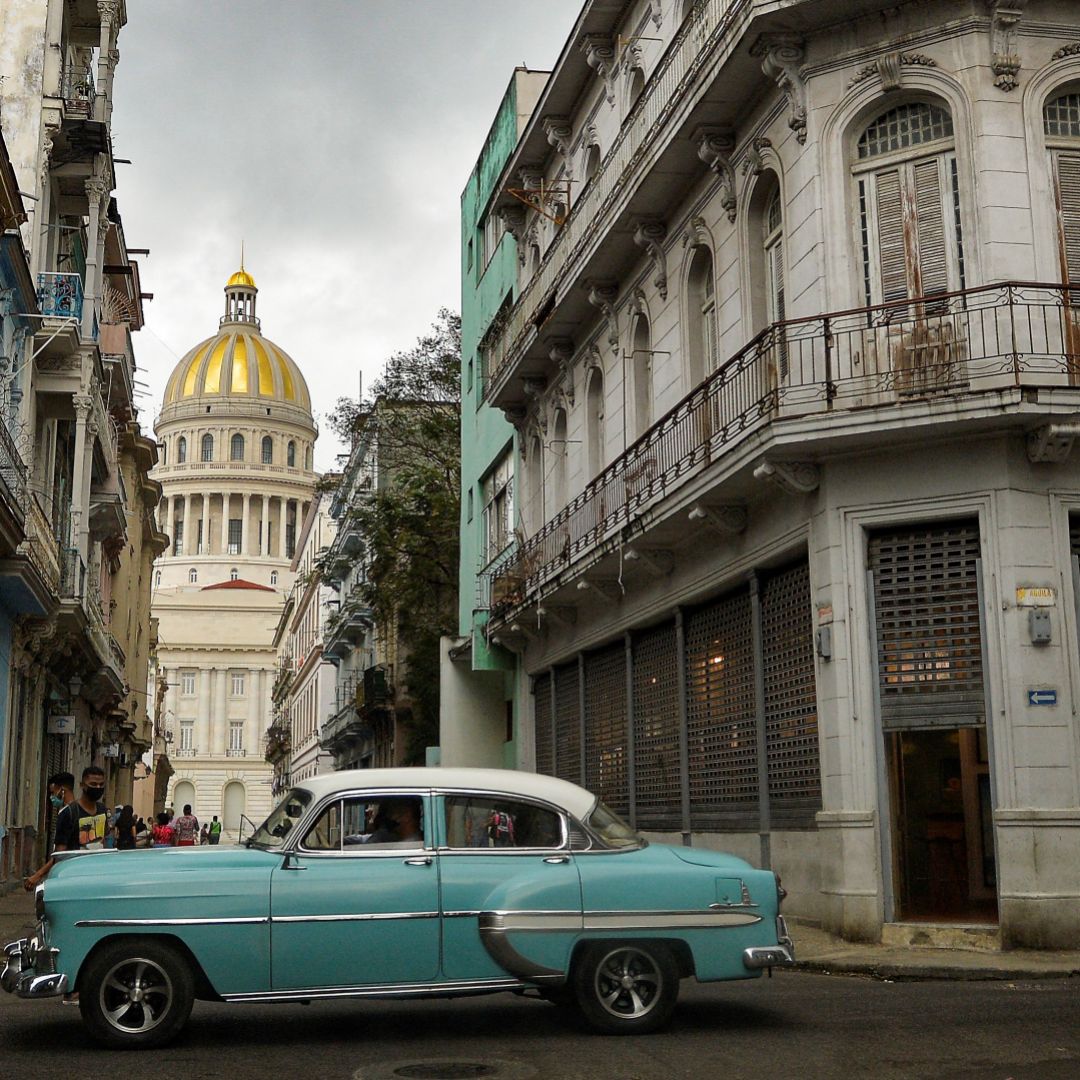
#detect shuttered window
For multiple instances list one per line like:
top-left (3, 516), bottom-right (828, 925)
top-left (533, 673), bottom-right (553, 776)
top-left (554, 660), bottom-right (581, 786)
top-left (870, 521), bottom-right (985, 730)
top-left (584, 642), bottom-right (629, 816)
top-left (685, 590), bottom-right (758, 830)
top-left (764, 189), bottom-right (788, 380)
top-left (632, 623), bottom-right (680, 830)
top-left (762, 563), bottom-right (821, 827)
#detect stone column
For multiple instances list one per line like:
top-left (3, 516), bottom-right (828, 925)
top-left (241, 493), bottom-right (251, 555)
top-left (82, 178), bottom-right (108, 339)
top-left (164, 495), bottom-right (175, 555)
top-left (183, 494), bottom-right (193, 556)
top-left (220, 492), bottom-right (230, 554)
top-left (95, 2), bottom-right (119, 123)
top-left (277, 497), bottom-right (287, 559)
top-left (197, 666), bottom-right (212, 758)
top-left (69, 395), bottom-right (92, 558)
top-left (213, 666), bottom-right (228, 757)
top-left (247, 669), bottom-right (261, 759)
top-left (261, 494), bottom-right (270, 555)
top-left (163, 667), bottom-right (176, 740)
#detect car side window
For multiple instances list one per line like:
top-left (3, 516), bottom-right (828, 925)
top-left (443, 796), bottom-right (565, 850)
top-left (301, 795), bottom-right (426, 852)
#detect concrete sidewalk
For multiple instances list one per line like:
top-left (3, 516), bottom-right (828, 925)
top-left (2, 886), bottom-right (1078, 982)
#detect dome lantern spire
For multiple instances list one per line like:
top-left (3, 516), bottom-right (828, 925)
top-left (223, 252), bottom-right (258, 327)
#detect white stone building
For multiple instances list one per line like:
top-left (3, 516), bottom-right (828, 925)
top-left (449, 0), bottom-right (1080, 948)
top-left (152, 267), bottom-right (316, 832)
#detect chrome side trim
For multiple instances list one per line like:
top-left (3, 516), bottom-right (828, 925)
top-left (742, 943), bottom-right (795, 970)
top-left (443, 910), bottom-right (483, 919)
top-left (585, 910), bottom-right (762, 930)
top-left (75, 916), bottom-right (270, 928)
top-left (223, 977), bottom-right (526, 1004)
top-left (478, 914), bottom-right (565, 981)
top-left (272, 911), bottom-right (438, 924)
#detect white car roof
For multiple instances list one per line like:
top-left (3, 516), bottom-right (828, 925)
top-left (291, 767), bottom-right (597, 821)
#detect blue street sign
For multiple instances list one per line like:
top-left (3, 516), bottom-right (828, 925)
top-left (1027, 689), bottom-right (1058, 707)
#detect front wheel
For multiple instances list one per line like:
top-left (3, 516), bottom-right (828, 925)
top-left (572, 941), bottom-right (679, 1034)
top-left (79, 938), bottom-right (195, 1049)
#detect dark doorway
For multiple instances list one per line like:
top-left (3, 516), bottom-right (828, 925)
top-left (887, 727), bottom-right (996, 922)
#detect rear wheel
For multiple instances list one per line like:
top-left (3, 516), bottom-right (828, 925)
top-left (79, 938), bottom-right (195, 1049)
top-left (572, 941), bottom-right (679, 1034)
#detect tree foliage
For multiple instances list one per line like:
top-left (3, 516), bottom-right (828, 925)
top-left (327, 310), bottom-right (461, 762)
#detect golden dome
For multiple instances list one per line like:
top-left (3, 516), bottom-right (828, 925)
top-left (227, 268), bottom-right (256, 289)
top-left (162, 328), bottom-right (311, 411)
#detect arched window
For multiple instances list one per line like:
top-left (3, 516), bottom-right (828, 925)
top-left (230, 567), bottom-right (239, 581)
top-left (686, 245), bottom-right (717, 387)
top-left (549, 409), bottom-right (568, 512)
top-left (188, 568), bottom-right (197, 584)
top-left (287, 441), bottom-right (296, 467)
top-left (854, 101), bottom-right (964, 307)
top-left (261, 435), bottom-right (273, 464)
top-left (270, 570), bottom-right (278, 586)
top-left (525, 434), bottom-right (544, 534)
top-left (529, 243), bottom-right (542, 276)
top-left (305, 446), bottom-right (312, 470)
top-left (177, 436), bottom-right (187, 464)
top-left (586, 367), bottom-right (605, 478)
top-left (762, 187), bottom-right (788, 380)
top-left (230, 433), bottom-right (244, 461)
top-left (201, 433), bottom-right (214, 462)
top-left (583, 143), bottom-right (601, 189)
top-left (155, 570), bottom-right (161, 587)
top-left (160, 443), bottom-right (166, 465)
top-left (1045, 92), bottom-right (1080, 284)
top-left (627, 67), bottom-right (645, 111)
top-left (631, 313), bottom-right (652, 438)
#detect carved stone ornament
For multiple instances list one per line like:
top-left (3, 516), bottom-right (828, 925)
top-left (1026, 424), bottom-right (1075, 463)
top-left (622, 42), bottom-right (645, 78)
top-left (97, 0), bottom-right (120, 25)
top-left (517, 164), bottom-right (545, 190)
top-left (548, 337), bottom-right (576, 406)
top-left (1052, 43), bottom-right (1080, 60)
top-left (503, 405), bottom-right (527, 433)
top-left (632, 219), bottom-right (668, 300)
top-left (651, 3), bottom-right (662, 29)
top-left (741, 136), bottom-right (773, 177)
top-left (688, 503), bottom-right (747, 535)
top-left (579, 33), bottom-right (617, 105)
top-left (681, 216), bottom-right (711, 251)
top-left (543, 116), bottom-right (574, 159)
top-left (990, 0), bottom-right (1026, 92)
top-left (754, 459), bottom-right (820, 494)
top-left (585, 279), bottom-right (620, 351)
top-left (498, 205), bottom-right (528, 244)
top-left (85, 174), bottom-right (109, 204)
top-left (751, 35), bottom-right (808, 144)
top-left (627, 288), bottom-right (647, 319)
top-left (849, 53), bottom-right (938, 90)
top-left (694, 126), bottom-right (737, 222)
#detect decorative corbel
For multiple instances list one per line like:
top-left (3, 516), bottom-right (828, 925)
top-left (575, 578), bottom-right (622, 604)
top-left (849, 52), bottom-right (937, 90)
top-left (741, 136), bottom-right (773, 178)
top-left (754, 459), bottom-right (820, 494)
top-left (621, 42), bottom-right (645, 77)
top-left (688, 503), bottom-right (747, 535)
top-left (503, 405), bottom-right (528, 434)
top-left (632, 219), bottom-right (668, 300)
top-left (624, 546), bottom-right (674, 577)
top-left (517, 163), bottom-right (545, 191)
top-left (585, 279), bottom-right (620, 352)
top-left (694, 126), bottom-right (737, 222)
top-left (1026, 424), bottom-right (1076, 463)
top-left (499, 205), bottom-right (528, 244)
top-left (543, 115), bottom-right (574, 160)
top-left (751, 35), bottom-right (808, 145)
top-left (579, 33), bottom-right (617, 105)
top-left (537, 604), bottom-right (577, 629)
top-left (989, 1), bottom-right (1026, 91)
top-left (650, 3), bottom-right (662, 29)
top-left (548, 337), bottom-right (576, 406)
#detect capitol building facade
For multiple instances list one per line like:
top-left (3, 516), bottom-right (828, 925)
top-left (151, 267), bottom-right (317, 830)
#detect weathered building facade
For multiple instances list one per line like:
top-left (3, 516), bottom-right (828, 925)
top-left (452, 0), bottom-right (1080, 948)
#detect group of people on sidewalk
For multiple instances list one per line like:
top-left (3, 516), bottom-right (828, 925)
top-left (22, 767), bottom-right (223, 891)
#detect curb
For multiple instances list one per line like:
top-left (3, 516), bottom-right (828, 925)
top-left (790, 958), bottom-right (1080, 982)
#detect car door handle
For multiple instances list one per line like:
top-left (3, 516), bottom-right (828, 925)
top-left (403, 857), bottom-right (433, 866)
top-left (543, 855), bottom-right (570, 864)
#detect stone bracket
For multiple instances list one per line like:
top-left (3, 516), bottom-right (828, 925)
top-left (751, 34), bottom-right (808, 145)
top-left (694, 127), bottom-right (737, 222)
top-left (624, 546), bottom-right (674, 577)
top-left (990, 0), bottom-right (1027, 92)
top-left (632, 219), bottom-right (668, 300)
top-left (579, 33), bottom-right (617, 105)
top-left (585, 279), bottom-right (620, 352)
top-left (1026, 424), bottom-right (1078, 463)
top-left (575, 578), bottom-right (622, 604)
top-left (754, 459), bottom-right (820, 494)
top-left (688, 503), bottom-right (747, 535)
top-left (542, 115), bottom-right (573, 161)
top-left (537, 604), bottom-right (578, 629)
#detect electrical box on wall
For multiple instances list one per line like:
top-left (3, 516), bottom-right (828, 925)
top-left (1029, 608), bottom-right (1052, 644)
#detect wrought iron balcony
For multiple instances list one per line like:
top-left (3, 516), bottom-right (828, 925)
top-left (486, 282), bottom-right (1080, 622)
top-left (37, 273), bottom-right (83, 321)
top-left (16, 491), bottom-right (61, 595)
top-left (59, 547), bottom-right (85, 601)
top-left (60, 64), bottom-right (96, 118)
top-left (0, 420), bottom-right (27, 521)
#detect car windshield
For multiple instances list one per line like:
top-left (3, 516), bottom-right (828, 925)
top-left (248, 788), bottom-right (312, 848)
top-left (586, 800), bottom-right (645, 849)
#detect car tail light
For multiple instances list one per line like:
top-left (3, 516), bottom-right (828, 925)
top-left (775, 873), bottom-right (787, 906)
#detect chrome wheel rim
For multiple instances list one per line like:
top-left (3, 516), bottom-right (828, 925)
top-left (593, 947), bottom-right (662, 1019)
top-left (98, 956), bottom-right (174, 1035)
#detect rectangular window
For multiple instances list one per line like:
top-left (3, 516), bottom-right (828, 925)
top-left (196, 518), bottom-right (204, 555)
top-left (480, 213), bottom-right (505, 269)
top-left (262, 441), bottom-right (273, 464)
top-left (229, 721), bottom-right (244, 751)
top-left (481, 451), bottom-right (514, 564)
top-left (173, 520), bottom-right (184, 555)
top-left (180, 671), bottom-right (196, 696)
top-left (179, 720), bottom-right (194, 751)
top-left (286, 524), bottom-right (296, 559)
top-left (228, 518), bottom-right (241, 555)
top-left (231, 671), bottom-right (245, 696)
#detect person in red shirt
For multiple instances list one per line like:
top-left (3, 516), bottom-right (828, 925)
top-left (172, 804), bottom-right (200, 846)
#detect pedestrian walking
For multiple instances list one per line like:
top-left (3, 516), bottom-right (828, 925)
top-left (114, 805), bottom-right (137, 850)
top-left (151, 811), bottom-right (175, 847)
top-left (208, 815), bottom-right (222, 845)
top-left (173, 804), bottom-right (199, 847)
top-left (199, 822), bottom-right (209, 845)
top-left (22, 772), bottom-right (75, 891)
top-left (23, 766), bottom-right (108, 890)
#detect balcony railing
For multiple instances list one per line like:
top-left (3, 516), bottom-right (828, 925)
top-left (60, 64), bottom-right (96, 117)
top-left (486, 282), bottom-right (1080, 617)
top-left (226, 748), bottom-right (247, 758)
top-left (0, 420), bottom-right (28, 519)
top-left (59, 547), bottom-right (85, 601)
top-left (483, 0), bottom-right (741, 396)
top-left (175, 747), bottom-right (197, 758)
top-left (37, 273), bottom-right (84, 321)
top-left (17, 491), bottom-right (61, 594)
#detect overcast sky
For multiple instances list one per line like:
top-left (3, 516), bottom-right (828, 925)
top-left (113, 0), bottom-right (580, 466)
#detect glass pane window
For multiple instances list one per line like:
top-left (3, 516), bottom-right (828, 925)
top-left (858, 102), bottom-right (954, 159)
top-left (301, 795), bottom-right (426, 851)
top-left (482, 451), bottom-right (514, 564)
top-left (1045, 93), bottom-right (1080, 138)
top-left (181, 671), bottom-right (196, 695)
top-left (228, 519), bottom-right (242, 554)
top-left (231, 672), bottom-right (245, 696)
top-left (443, 795), bottom-right (564, 850)
top-left (201, 434), bottom-right (214, 462)
top-left (179, 720), bottom-right (194, 751)
top-left (173, 521), bottom-right (184, 555)
top-left (177, 437), bottom-right (187, 463)
top-left (230, 433), bottom-right (244, 461)
top-left (261, 436), bottom-right (273, 464)
top-left (229, 721), bottom-right (244, 751)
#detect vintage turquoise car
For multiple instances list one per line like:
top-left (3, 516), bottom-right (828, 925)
top-left (2, 768), bottom-right (794, 1048)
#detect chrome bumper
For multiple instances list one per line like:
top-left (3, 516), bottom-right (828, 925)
top-left (742, 916), bottom-right (796, 970)
top-left (2, 936), bottom-right (67, 998)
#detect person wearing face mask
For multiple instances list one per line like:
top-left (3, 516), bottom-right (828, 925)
top-left (49, 766), bottom-right (109, 860)
top-left (22, 773), bottom-right (76, 891)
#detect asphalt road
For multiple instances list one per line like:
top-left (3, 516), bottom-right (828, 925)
top-left (1, 972), bottom-right (1076, 1080)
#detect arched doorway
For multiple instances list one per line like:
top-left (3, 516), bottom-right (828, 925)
top-left (223, 781), bottom-right (246, 832)
top-left (173, 780), bottom-right (196, 817)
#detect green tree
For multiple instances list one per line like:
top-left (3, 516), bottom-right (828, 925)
top-left (327, 309), bottom-right (461, 761)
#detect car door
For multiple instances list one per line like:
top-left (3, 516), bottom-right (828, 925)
top-left (436, 792), bottom-right (582, 983)
top-left (270, 791), bottom-right (440, 991)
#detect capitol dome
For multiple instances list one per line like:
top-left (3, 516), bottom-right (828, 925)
top-left (161, 267), bottom-right (311, 413)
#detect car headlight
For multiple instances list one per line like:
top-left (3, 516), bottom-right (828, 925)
top-left (34, 885), bottom-right (45, 923)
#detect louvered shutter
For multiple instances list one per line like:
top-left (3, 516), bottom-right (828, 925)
top-left (870, 521), bottom-right (985, 730)
top-left (913, 158), bottom-right (948, 298)
top-left (632, 623), bottom-right (680, 830)
top-left (533, 673), bottom-right (553, 776)
top-left (584, 642), bottom-right (629, 816)
top-left (1054, 152), bottom-right (1080, 283)
top-left (768, 237), bottom-right (789, 380)
top-left (873, 167), bottom-right (911, 303)
top-left (554, 659), bottom-right (581, 785)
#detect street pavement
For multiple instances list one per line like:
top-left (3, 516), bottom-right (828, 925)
top-left (2, 888), bottom-right (1077, 1079)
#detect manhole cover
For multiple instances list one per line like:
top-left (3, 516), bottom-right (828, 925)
top-left (394, 1067), bottom-right (497, 1080)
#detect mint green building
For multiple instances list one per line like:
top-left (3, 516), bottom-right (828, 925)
top-left (438, 68), bottom-right (548, 768)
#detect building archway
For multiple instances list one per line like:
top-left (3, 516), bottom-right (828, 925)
top-left (223, 780), bottom-right (246, 832)
top-left (173, 779), bottom-right (196, 817)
